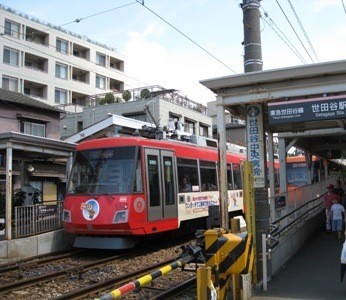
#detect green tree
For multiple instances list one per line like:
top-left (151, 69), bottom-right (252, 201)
top-left (122, 90), bottom-right (132, 102)
top-left (140, 88), bottom-right (151, 99)
top-left (105, 93), bottom-right (115, 104)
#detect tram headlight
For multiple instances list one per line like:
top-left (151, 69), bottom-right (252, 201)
top-left (113, 210), bottom-right (128, 223)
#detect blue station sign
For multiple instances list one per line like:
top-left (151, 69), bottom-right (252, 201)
top-left (268, 95), bottom-right (346, 124)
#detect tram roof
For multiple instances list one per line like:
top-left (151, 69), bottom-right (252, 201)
top-left (76, 136), bottom-right (246, 164)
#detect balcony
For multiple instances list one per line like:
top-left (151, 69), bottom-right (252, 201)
top-left (72, 67), bottom-right (90, 84)
top-left (25, 26), bottom-right (49, 47)
top-left (72, 91), bottom-right (90, 107)
top-left (23, 80), bottom-right (47, 100)
top-left (72, 42), bottom-right (90, 60)
top-left (24, 53), bottom-right (48, 73)
top-left (110, 57), bottom-right (124, 71)
top-left (109, 78), bottom-right (123, 91)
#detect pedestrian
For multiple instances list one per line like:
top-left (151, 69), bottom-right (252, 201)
top-left (331, 198), bottom-right (345, 242)
top-left (334, 179), bottom-right (345, 205)
top-left (324, 184), bottom-right (341, 233)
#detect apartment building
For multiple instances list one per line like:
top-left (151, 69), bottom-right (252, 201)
top-left (0, 4), bottom-right (127, 111)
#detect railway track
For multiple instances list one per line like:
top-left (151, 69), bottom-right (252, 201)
top-left (0, 237), bottom-right (197, 299)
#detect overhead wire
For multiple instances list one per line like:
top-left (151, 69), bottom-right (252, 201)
top-left (260, 7), bottom-right (307, 64)
top-left (342, 0), bottom-right (346, 16)
top-left (286, 0), bottom-right (319, 62)
top-left (58, 2), bottom-right (137, 27)
top-left (275, 0), bottom-right (315, 63)
top-left (0, 31), bottom-right (150, 90)
top-left (0, 3), bottom-right (151, 89)
top-left (135, 0), bottom-right (237, 74)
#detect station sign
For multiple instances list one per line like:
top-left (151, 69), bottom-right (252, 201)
top-left (268, 95), bottom-right (346, 124)
top-left (246, 104), bottom-right (266, 188)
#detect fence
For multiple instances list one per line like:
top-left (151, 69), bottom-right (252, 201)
top-left (14, 202), bottom-right (63, 238)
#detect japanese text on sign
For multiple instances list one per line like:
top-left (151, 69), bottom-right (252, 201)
top-left (246, 104), bottom-right (265, 188)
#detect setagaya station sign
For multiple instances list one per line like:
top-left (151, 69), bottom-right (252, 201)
top-left (268, 95), bottom-right (346, 124)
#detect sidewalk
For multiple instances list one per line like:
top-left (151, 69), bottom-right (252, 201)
top-left (252, 227), bottom-right (346, 300)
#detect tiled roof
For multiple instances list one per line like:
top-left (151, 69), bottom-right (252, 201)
top-left (0, 89), bottom-right (63, 112)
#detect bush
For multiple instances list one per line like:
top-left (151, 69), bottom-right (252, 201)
top-left (105, 93), bottom-right (115, 104)
top-left (122, 90), bottom-right (132, 102)
top-left (140, 88), bottom-right (151, 99)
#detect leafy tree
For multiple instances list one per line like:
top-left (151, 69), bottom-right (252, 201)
top-left (122, 90), bottom-right (132, 102)
top-left (105, 93), bottom-right (115, 104)
top-left (140, 88), bottom-right (151, 99)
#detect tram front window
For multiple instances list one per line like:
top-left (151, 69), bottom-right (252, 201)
top-left (67, 146), bottom-right (141, 194)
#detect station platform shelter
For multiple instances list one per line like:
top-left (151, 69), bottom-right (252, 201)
top-left (201, 60), bottom-right (346, 293)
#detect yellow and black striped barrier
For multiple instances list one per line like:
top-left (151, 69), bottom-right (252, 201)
top-left (95, 260), bottom-right (184, 300)
top-left (95, 244), bottom-right (203, 300)
top-left (203, 228), bottom-right (254, 299)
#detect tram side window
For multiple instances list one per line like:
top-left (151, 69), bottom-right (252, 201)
top-left (163, 156), bottom-right (175, 205)
top-left (147, 155), bottom-right (160, 207)
top-left (177, 158), bottom-right (198, 192)
top-left (133, 156), bottom-right (143, 193)
top-left (200, 160), bottom-right (218, 191)
top-left (227, 164), bottom-right (235, 190)
top-left (233, 163), bottom-right (243, 190)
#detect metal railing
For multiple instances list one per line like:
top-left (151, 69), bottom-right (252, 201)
top-left (14, 202), bottom-right (63, 238)
top-left (261, 176), bottom-right (338, 289)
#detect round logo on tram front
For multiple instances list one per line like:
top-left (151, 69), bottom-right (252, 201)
top-left (134, 197), bottom-right (145, 213)
top-left (80, 199), bottom-right (100, 220)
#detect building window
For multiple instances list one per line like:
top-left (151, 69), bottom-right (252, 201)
top-left (96, 75), bottom-right (106, 89)
top-left (184, 119), bottom-right (195, 134)
top-left (55, 63), bottom-right (68, 79)
top-left (199, 124), bottom-right (208, 137)
top-left (55, 88), bottom-right (67, 104)
top-left (3, 47), bottom-right (19, 66)
top-left (56, 38), bottom-right (68, 54)
top-left (96, 52), bottom-right (106, 66)
top-left (124, 113), bottom-right (147, 122)
top-left (4, 19), bottom-right (20, 38)
top-left (22, 121), bottom-right (46, 137)
top-left (2, 76), bottom-right (18, 92)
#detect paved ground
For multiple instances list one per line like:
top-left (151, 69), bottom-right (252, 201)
top-left (252, 227), bottom-right (346, 300)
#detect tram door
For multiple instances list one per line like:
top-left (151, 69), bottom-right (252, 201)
top-left (145, 149), bottom-right (177, 221)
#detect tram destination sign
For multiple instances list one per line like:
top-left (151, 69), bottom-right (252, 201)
top-left (268, 95), bottom-right (346, 124)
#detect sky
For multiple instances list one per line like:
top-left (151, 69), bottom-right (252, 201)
top-left (1, 0), bottom-right (346, 105)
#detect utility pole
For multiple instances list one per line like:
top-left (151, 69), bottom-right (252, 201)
top-left (242, 0), bottom-right (263, 72)
top-left (241, 0), bottom-right (269, 286)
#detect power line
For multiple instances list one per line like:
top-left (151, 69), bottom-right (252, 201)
top-left (342, 0), bottom-right (346, 16)
top-left (58, 2), bottom-right (137, 27)
top-left (260, 7), bottom-right (307, 64)
top-left (275, 0), bottom-right (315, 63)
top-left (286, 0), bottom-right (319, 62)
top-left (135, 0), bottom-right (237, 74)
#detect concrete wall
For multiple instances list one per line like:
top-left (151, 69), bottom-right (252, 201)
top-left (0, 229), bottom-right (74, 260)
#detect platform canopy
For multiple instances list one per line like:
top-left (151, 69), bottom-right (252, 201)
top-left (200, 59), bottom-right (346, 160)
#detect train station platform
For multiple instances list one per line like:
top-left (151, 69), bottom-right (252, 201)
top-left (252, 225), bottom-right (346, 299)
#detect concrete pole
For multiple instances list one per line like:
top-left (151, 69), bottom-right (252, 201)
top-left (5, 143), bottom-right (13, 240)
top-left (217, 97), bottom-right (229, 230)
top-left (242, 0), bottom-right (267, 284)
top-left (242, 0), bottom-right (263, 72)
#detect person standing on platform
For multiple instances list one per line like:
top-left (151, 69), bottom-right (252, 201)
top-left (330, 198), bottom-right (345, 242)
top-left (324, 184), bottom-right (341, 233)
top-left (334, 179), bottom-right (345, 205)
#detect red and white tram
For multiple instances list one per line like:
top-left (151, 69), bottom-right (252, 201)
top-left (63, 136), bottom-right (247, 249)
